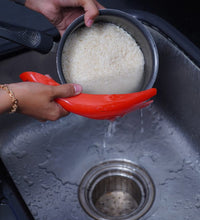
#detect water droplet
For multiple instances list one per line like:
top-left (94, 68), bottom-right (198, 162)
top-left (31, 207), bottom-right (38, 217)
top-left (41, 184), bottom-right (50, 190)
top-left (140, 109), bottom-right (144, 133)
top-left (195, 194), bottom-right (200, 208)
top-left (38, 160), bottom-right (49, 169)
top-left (23, 176), bottom-right (34, 187)
top-left (103, 120), bottom-right (118, 148)
top-left (13, 150), bottom-right (27, 159)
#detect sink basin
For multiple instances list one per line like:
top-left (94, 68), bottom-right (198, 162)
top-left (0, 11), bottom-right (200, 220)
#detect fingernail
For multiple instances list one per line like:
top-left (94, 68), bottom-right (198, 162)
top-left (73, 84), bottom-right (82, 95)
top-left (86, 19), bottom-right (93, 27)
top-left (44, 74), bottom-right (52, 79)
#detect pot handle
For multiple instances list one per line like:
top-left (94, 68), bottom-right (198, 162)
top-left (0, 21), bottom-right (54, 54)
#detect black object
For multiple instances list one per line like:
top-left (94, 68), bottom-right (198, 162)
top-left (10, 0), bottom-right (26, 6)
top-left (0, 21), bottom-right (54, 54)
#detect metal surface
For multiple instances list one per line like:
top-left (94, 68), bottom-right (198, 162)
top-left (57, 9), bottom-right (158, 92)
top-left (78, 160), bottom-right (155, 220)
top-left (0, 13), bottom-right (200, 220)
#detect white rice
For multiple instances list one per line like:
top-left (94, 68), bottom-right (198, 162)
top-left (62, 23), bottom-right (145, 94)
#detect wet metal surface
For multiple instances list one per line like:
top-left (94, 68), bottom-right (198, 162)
top-left (0, 15), bottom-right (200, 220)
top-left (78, 160), bottom-right (155, 220)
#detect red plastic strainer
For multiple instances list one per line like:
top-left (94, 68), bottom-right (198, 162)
top-left (20, 71), bottom-right (157, 120)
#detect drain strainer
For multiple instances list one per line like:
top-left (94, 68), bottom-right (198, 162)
top-left (79, 159), bottom-right (155, 220)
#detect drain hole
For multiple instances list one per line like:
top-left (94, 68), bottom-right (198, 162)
top-left (92, 175), bottom-right (141, 217)
top-left (79, 160), bottom-right (155, 220)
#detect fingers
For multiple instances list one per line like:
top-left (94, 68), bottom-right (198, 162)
top-left (45, 83), bottom-right (82, 121)
top-left (44, 74), bottom-right (52, 79)
top-left (39, 102), bottom-right (70, 122)
top-left (81, 0), bottom-right (101, 27)
top-left (52, 83), bottom-right (82, 99)
top-left (53, 102), bottom-right (71, 119)
top-left (46, 83), bottom-right (82, 121)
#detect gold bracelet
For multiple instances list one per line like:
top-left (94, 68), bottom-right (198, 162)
top-left (0, 84), bottom-right (18, 114)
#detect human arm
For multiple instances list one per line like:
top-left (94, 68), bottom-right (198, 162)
top-left (1, 0), bottom-right (101, 121)
top-left (0, 82), bottom-right (82, 121)
top-left (25, 0), bottom-right (104, 35)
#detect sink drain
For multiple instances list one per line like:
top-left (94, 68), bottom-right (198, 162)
top-left (78, 159), bottom-right (155, 220)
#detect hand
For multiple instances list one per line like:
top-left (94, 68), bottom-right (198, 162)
top-left (9, 82), bottom-right (82, 121)
top-left (25, 0), bottom-right (104, 35)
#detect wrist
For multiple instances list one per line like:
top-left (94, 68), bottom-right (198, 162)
top-left (0, 85), bottom-right (14, 113)
top-left (0, 84), bottom-right (19, 114)
top-left (25, 0), bottom-right (48, 15)
top-left (24, 0), bottom-right (59, 16)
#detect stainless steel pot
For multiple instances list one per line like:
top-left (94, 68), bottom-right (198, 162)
top-left (56, 9), bottom-right (159, 91)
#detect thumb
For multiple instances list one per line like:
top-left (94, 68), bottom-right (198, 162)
top-left (52, 84), bottom-right (82, 99)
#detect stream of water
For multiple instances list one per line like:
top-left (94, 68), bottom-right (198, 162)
top-left (103, 120), bottom-right (118, 148)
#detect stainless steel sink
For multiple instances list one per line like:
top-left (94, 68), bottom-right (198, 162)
top-left (0, 12), bottom-right (200, 220)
